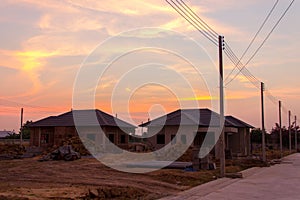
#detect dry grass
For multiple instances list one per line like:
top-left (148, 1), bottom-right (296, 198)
top-left (252, 149), bottom-right (294, 160)
top-left (148, 169), bottom-right (219, 187)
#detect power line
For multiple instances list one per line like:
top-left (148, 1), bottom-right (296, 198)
top-left (0, 106), bottom-right (63, 115)
top-left (225, 47), bottom-right (260, 83)
top-left (265, 89), bottom-right (278, 105)
top-left (167, 0), bottom-right (264, 90)
top-left (166, 0), bottom-right (219, 45)
top-left (176, 0), bottom-right (219, 37)
top-left (166, 0), bottom-right (218, 44)
top-left (223, 42), bottom-right (261, 88)
top-left (0, 98), bottom-right (47, 109)
top-left (225, 0), bottom-right (295, 85)
top-left (223, 0), bottom-right (295, 117)
top-left (224, 41), bottom-right (291, 113)
top-left (225, 0), bottom-right (279, 83)
top-left (166, 0), bottom-right (295, 123)
top-left (167, 0), bottom-right (258, 89)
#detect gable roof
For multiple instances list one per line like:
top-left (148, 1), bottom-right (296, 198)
top-left (140, 108), bottom-right (254, 128)
top-left (225, 116), bottom-right (254, 128)
top-left (28, 109), bottom-right (136, 128)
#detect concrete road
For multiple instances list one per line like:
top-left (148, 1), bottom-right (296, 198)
top-left (162, 153), bottom-right (300, 200)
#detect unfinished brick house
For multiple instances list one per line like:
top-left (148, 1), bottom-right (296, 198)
top-left (140, 108), bottom-right (254, 158)
top-left (29, 109), bottom-right (136, 149)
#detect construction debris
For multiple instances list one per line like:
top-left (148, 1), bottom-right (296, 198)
top-left (62, 136), bottom-right (91, 156)
top-left (128, 142), bottom-right (153, 152)
top-left (82, 186), bottom-right (150, 200)
top-left (39, 145), bottom-right (81, 161)
top-left (270, 159), bottom-right (282, 165)
top-left (0, 144), bottom-right (25, 160)
top-left (225, 172), bottom-right (243, 179)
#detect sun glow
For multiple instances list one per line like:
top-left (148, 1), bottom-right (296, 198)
top-left (16, 51), bottom-right (57, 71)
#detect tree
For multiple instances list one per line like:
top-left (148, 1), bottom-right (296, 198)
top-left (251, 128), bottom-right (271, 144)
top-left (4, 120), bottom-right (32, 139)
top-left (20, 120), bottom-right (32, 139)
top-left (251, 128), bottom-right (262, 143)
top-left (270, 123), bottom-right (299, 149)
top-left (5, 131), bottom-right (19, 139)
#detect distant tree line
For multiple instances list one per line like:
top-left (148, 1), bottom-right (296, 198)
top-left (251, 123), bottom-right (299, 149)
top-left (270, 123), bottom-right (299, 148)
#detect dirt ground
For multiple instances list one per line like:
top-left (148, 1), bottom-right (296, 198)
top-left (0, 157), bottom-right (221, 200)
top-left (0, 141), bottom-right (283, 200)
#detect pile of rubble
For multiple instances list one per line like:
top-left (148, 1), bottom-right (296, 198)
top-left (0, 144), bottom-right (25, 160)
top-left (38, 136), bottom-right (97, 161)
top-left (128, 142), bottom-right (153, 152)
top-left (39, 145), bottom-right (81, 161)
top-left (38, 136), bottom-right (91, 157)
top-left (83, 186), bottom-right (149, 200)
top-left (0, 136), bottom-right (94, 161)
top-left (61, 136), bottom-right (92, 156)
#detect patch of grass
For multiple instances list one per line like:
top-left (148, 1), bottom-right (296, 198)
top-left (80, 186), bottom-right (152, 200)
top-left (266, 150), bottom-right (293, 160)
top-left (252, 149), bottom-right (294, 160)
top-left (149, 169), bottom-right (219, 188)
top-left (226, 158), bottom-right (267, 171)
top-left (225, 165), bottom-right (242, 173)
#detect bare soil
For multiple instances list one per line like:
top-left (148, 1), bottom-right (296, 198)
top-left (0, 157), bottom-right (219, 200)
top-left (0, 142), bottom-right (281, 200)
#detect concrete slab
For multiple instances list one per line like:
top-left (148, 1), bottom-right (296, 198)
top-left (161, 153), bottom-right (300, 200)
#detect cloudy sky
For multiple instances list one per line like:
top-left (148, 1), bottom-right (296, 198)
top-left (0, 0), bottom-right (299, 132)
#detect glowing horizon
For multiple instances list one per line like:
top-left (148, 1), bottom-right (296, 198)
top-left (0, 0), bottom-right (299, 132)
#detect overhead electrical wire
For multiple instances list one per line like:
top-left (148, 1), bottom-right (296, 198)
top-left (167, 0), bottom-right (258, 89)
top-left (0, 98), bottom-right (64, 116)
top-left (223, 42), bottom-right (261, 89)
top-left (223, 0), bottom-right (296, 114)
top-left (165, 0), bottom-right (219, 45)
top-left (176, 0), bottom-right (219, 37)
top-left (166, 0), bottom-right (265, 90)
top-left (265, 88), bottom-right (279, 105)
top-left (166, 0), bottom-right (296, 118)
top-left (225, 0), bottom-right (279, 83)
top-left (0, 98), bottom-right (47, 109)
top-left (224, 40), bottom-right (290, 113)
top-left (225, 0), bottom-right (295, 86)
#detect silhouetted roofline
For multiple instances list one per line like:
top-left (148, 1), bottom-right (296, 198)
top-left (225, 116), bottom-right (254, 128)
top-left (28, 109), bottom-right (136, 128)
top-left (140, 108), bottom-right (254, 128)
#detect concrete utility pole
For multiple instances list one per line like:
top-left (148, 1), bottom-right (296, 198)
top-left (219, 35), bottom-right (225, 177)
top-left (279, 101), bottom-right (283, 158)
top-left (261, 82), bottom-right (266, 162)
top-left (289, 111), bottom-right (292, 153)
top-left (20, 108), bottom-right (23, 146)
top-left (295, 116), bottom-right (297, 151)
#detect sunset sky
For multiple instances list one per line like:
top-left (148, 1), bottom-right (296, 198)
top-left (0, 0), bottom-right (299, 133)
